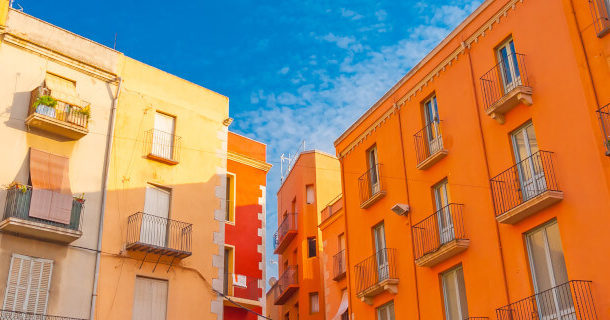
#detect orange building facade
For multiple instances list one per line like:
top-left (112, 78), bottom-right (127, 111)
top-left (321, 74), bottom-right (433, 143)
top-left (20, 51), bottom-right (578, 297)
top-left (269, 151), bottom-right (341, 320)
top-left (331, 0), bottom-right (610, 319)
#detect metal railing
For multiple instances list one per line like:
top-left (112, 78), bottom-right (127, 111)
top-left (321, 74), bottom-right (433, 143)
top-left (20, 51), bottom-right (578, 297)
top-left (320, 194), bottom-right (343, 224)
top-left (412, 203), bottom-right (466, 260)
top-left (480, 53), bottom-right (530, 111)
top-left (414, 121), bottom-right (444, 165)
top-left (464, 318), bottom-right (489, 320)
top-left (354, 248), bottom-right (398, 295)
top-left (596, 104), bottom-right (610, 154)
top-left (0, 310), bottom-right (87, 320)
top-left (3, 185), bottom-right (84, 231)
top-left (223, 273), bottom-right (261, 301)
top-left (126, 212), bottom-right (192, 254)
top-left (490, 151), bottom-right (559, 216)
top-left (496, 280), bottom-right (597, 320)
top-left (589, 0), bottom-right (610, 36)
top-left (29, 86), bottom-right (89, 129)
top-left (273, 212), bottom-right (297, 251)
top-left (358, 164), bottom-right (384, 206)
top-left (270, 266), bottom-right (298, 302)
top-left (333, 249), bottom-right (347, 280)
top-left (144, 129), bottom-right (182, 162)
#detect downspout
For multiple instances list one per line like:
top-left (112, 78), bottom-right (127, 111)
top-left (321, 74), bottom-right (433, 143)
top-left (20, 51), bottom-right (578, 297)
top-left (395, 105), bottom-right (421, 320)
top-left (90, 76), bottom-right (122, 320)
top-left (338, 156), bottom-right (353, 319)
top-left (464, 46), bottom-right (511, 306)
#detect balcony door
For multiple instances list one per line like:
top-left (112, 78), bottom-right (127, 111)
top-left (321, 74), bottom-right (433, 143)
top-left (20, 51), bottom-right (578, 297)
top-left (373, 223), bottom-right (388, 282)
top-left (152, 112), bottom-right (175, 160)
top-left (433, 180), bottom-right (453, 244)
top-left (512, 122), bottom-right (544, 201)
top-left (424, 95), bottom-right (442, 154)
top-left (442, 266), bottom-right (469, 320)
top-left (497, 39), bottom-right (521, 93)
top-left (142, 185), bottom-right (170, 247)
top-left (367, 146), bottom-right (380, 195)
top-left (526, 222), bottom-right (573, 320)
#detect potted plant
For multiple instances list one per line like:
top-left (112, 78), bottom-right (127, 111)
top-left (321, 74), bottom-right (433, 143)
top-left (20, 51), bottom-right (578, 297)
top-left (6, 181), bottom-right (28, 194)
top-left (76, 105), bottom-right (91, 120)
top-left (32, 95), bottom-right (58, 118)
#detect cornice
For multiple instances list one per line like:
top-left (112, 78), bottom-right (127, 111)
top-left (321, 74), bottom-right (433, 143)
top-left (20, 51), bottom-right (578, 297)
top-left (227, 151), bottom-right (272, 172)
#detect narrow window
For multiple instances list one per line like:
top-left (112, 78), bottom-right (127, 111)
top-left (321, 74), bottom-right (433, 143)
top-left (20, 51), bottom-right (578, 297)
top-left (306, 184), bottom-right (315, 204)
top-left (132, 276), bottom-right (168, 320)
top-left (423, 95), bottom-right (442, 154)
top-left (309, 292), bottom-right (319, 313)
top-left (372, 223), bottom-right (389, 281)
top-left (143, 184), bottom-right (171, 247)
top-left (496, 38), bottom-right (522, 93)
top-left (366, 146), bottom-right (380, 195)
top-left (152, 112), bottom-right (176, 160)
top-left (223, 246), bottom-right (234, 296)
top-left (307, 237), bottom-right (317, 258)
top-left (225, 173), bottom-right (236, 222)
top-left (3, 254), bottom-right (53, 314)
top-left (433, 180), bottom-right (454, 245)
top-left (376, 301), bottom-right (395, 320)
top-left (442, 266), bottom-right (468, 320)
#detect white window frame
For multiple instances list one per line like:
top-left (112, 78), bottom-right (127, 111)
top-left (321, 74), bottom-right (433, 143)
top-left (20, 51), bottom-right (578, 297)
top-left (3, 254), bottom-right (53, 315)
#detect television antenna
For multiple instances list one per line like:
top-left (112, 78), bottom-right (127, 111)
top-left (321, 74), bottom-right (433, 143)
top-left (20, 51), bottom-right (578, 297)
top-left (280, 140), bottom-right (306, 182)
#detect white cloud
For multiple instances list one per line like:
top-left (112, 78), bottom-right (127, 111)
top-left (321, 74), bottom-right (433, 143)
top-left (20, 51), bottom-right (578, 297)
top-left (375, 9), bottom-right (388, 21)
top-left (278, 66), bottom-right (290, 75)
top-left (340, 8), bottom-right (364, 20)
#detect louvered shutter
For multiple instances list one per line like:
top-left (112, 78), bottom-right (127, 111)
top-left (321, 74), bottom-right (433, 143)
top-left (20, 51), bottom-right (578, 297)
top-left (3, 254), bottom-right (53, 315)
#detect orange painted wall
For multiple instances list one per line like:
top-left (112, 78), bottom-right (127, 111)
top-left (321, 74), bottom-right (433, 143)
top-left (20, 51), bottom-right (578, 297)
top-left (273, 151), bottom-right (341, 320)
top-left (334, 0), bottom-right (610, 319)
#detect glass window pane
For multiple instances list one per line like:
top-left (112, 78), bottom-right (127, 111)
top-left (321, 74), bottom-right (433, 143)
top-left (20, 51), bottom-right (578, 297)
top-left (443, 270), bottom-right (461, 320)
top-left (525, 125), bottom-right (539, 155)
top-left (456, 268), bottom-right (469, 318)
top-left (528, 229), bottom-right (553, 292)
top-left (546, 224), bottom-right (568, 285)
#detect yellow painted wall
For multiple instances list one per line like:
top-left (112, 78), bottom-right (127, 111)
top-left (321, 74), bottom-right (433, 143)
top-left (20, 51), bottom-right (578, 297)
top-left (96, 56), bottom-right (229, 319)
top-left (0, 0), bottom-right (8, 26)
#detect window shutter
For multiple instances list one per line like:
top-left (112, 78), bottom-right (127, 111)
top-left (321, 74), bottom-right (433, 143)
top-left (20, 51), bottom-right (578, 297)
top-left (3, 254), bottom-right (53, 315)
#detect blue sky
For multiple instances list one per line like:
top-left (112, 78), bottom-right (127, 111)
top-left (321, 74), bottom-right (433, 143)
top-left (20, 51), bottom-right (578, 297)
top-left (15, 0), bottom-right (481, 283)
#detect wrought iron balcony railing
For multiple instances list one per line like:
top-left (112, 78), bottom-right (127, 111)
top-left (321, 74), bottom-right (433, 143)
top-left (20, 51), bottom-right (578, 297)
top-left (596, 104), bottom-right (610, 155)
top-left (223, 273), bottom-right (261, 302)
top-left (273, 212), bottom-right (297, 252)
top-left (589, 0), bottom-right (610, 37)
top-left (412, 203), bottom-right (466, 260)
top-left (480, 53), bottom-right (530, 111)
top-left (3, 185), bottom-right (84, 231)
top-left (333, 249), bottom-right (347, 281)
top-left (144, 129), bottom-right (182, 164)
top-left (126, 212), bottom-right (192, 258)
top-left (29, 86), bottom-right (90, 129)
top-left (270, 265), bottom-right (298, 305)
top-left (496, 280), bottom-right (597, 320)
top-left (490, 151), bottom-right (560, 217)
top-left (358, 164), bottom-right (385, 208)
top-left (0, 310), bottom-right (87, 320)
top-left (354, 248), bottom-right (398, 296)
top-left (414, 120), bottom-right (446, 167)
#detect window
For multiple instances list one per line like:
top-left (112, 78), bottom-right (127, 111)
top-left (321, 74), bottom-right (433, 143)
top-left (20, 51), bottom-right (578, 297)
top-left (3, 254), bottom-right (53, 314)
top-left (142, 184), bottom-right (171, 247)
top-left (442, 266), bottom-right (468, 320)
top-left (151, 112), bottom-right (176, 160)
top-left (372, 223), bottom-right (389, 281)
top-left (526, 221), bottom-right (571, 318)
top-left (306, 185), bottom-right (315, 204)
top-left (307, 237), bottom-right (317, 258)
top-left (366, 146), bottom-right (380, 195)
top-left (511, 122), bottom-right (542, 201)
top-left (225, 173), bottom-right (236, 222)
top-left (376, 301), bottom-right (395, 320)
top-left (433, 180), bottom-right (454, 245)
top-left (423, 95), bottom-right (442, 154)
top-left (309, 292), bottom-right (319, 313)
top-left (133, 276), bottom-right (168, 320)
top-left (338, 233), bottom-right (345, 251)
top-left (496, 38), bottom-right (522, 93)
top-left (223, 246), bottom-right (234, 296)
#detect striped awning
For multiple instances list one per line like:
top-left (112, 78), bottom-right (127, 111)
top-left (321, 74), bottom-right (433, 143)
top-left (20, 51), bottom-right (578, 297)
top-left (44, 73), bottom-right (84, 107)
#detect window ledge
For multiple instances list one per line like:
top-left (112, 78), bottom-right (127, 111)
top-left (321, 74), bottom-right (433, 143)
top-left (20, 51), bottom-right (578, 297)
top-left (146, 153), bottom-right (179, 165)
top-left (486, 86), bottom-right (533, 124)
top-left (360, 190), bottom-right (386, 209)
top-left (496, 190), bottom-right (563, 224)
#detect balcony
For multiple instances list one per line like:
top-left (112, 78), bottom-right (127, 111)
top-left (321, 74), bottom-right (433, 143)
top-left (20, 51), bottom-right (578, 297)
top-left (144, 129), bottom-right (182, 165)
top-left (273, 212), bottom-right (297, 254)
top-left (490, 151), bottom-right (563, 224)
top-left (464, 318), bottom-right (489, 320)
top-left (414, 121), bottom-right (448, 170)
top-left (480, 53), bottom-right (532, 124)
top-left (589, 0), bottom-right (610, 37)
top-left (413, 204), bottom-right (468, 267)
top-left (320, 194), bottom-right (343, 225)
top-left (596, 104), bottom-right (610, 156)
top-left (0, 185), bottom-right (84, 243)
top-left (355, 248), bottom-right (398, 305)
top-left (496, 280), bottom-right (597, 320)
top-left (0, 310), bottom-right (87, 320)
top-left (126, 212), bottom-right (192, 259)
top-left (333, 249), bottom-right (347, 281)
top-left (271, 266), bottom-right (298, 305)
top-left (25, 86), bottom-right (89, 139)
top-left (358, 164), bottom-right (386, 209)
top-left (223, 273), bottom-right (261, 308)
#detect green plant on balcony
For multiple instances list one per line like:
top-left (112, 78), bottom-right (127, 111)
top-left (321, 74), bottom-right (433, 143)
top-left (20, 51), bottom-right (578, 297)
top-left (74, 193), bottom-right (85, 203)
top-left (6, 181), bottom-right (28, 193)
top-left (32, 95), bottom-right (58, 110)
top-left (75, 105), bottom-right (91, 119)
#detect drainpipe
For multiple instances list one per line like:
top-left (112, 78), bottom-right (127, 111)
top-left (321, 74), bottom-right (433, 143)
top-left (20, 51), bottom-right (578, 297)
top-left (89, 76), bottom-right (122, 320)
top-left (464, 45), bottom-right (511, 306)
top-left (395, 105), bottom-right (421, 320)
